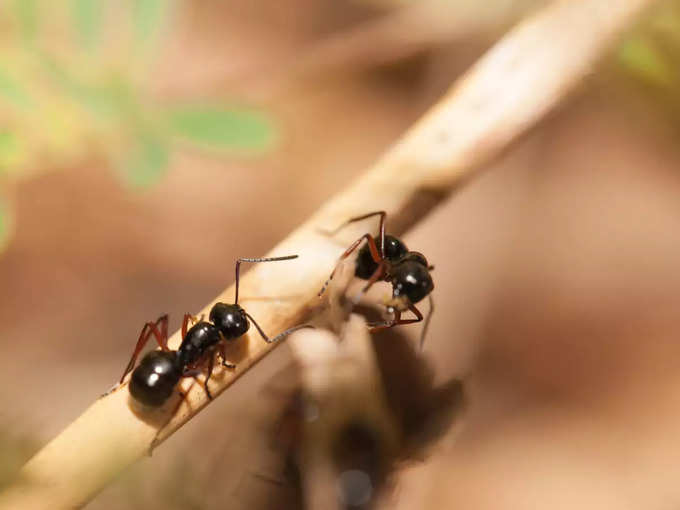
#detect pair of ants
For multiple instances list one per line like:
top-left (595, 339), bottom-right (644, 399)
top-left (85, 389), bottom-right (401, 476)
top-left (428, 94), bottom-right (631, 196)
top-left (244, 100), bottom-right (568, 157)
top-left (118, 211), bottom-right (434, 409)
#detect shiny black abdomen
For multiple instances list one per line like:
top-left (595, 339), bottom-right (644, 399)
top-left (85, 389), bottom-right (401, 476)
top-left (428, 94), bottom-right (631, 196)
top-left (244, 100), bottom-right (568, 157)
top-left (177, 321), bottom-right (221, 368)
top-left (130, 350), bottom-right (182, 407)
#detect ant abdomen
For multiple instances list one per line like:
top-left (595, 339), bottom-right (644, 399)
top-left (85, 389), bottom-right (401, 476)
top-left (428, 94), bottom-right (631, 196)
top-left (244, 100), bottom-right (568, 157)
top-left (130, 351), bottom-right (181, 407)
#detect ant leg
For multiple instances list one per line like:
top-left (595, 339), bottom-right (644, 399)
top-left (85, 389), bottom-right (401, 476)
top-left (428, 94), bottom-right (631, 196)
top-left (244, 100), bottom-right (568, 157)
top-left (351, 259), bottom-right (386, 305)
top-left (119, 323), bottom-right (150, 384)
top-left (368, 305), bottom-right (423, 333)
top-left (148, 315), bottom-right (170, 351)
top-left (181, 313), bottom-right (193, 338)
top-left (182, 353), bottom-right (215, 400)
top-left (119, 314), bottom-right (169, 384)
top-left (184, 369), bottom-right (210, 401)
top-left (218, 342), bottom-right (236, 369)
top-left (233, 255), bottom-right (298, 305)
top-left (419, 296), bottom-right (435, 351)
top-left (368, 310), bottom-right (401, 333)
top-left (318, 233), bottom-right (383, 297)
top-left (322, 211), bottom-right (386, 243)
top-left (203, 352), bottom-right (215, 400)
top-left (244, 313), bottom-right (314, 344)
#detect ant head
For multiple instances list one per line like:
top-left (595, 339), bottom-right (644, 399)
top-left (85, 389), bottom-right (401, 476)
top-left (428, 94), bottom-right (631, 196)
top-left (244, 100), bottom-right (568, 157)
top-left (390, 258), bottom-right (434, 305)
top-left (130, 351), bottom-right (181, 407)
top-left (209, 302), bottom-right (249, 340)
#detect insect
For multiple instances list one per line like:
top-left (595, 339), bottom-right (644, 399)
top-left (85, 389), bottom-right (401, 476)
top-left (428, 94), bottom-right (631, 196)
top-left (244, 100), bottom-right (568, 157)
top-left (119, 255), bottom-right (307, 407)
top-left (319, 211), bottom-right (434, 343)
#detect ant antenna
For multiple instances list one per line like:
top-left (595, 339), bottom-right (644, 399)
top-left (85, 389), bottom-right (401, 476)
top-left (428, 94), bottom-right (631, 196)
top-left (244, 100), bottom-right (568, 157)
top-left (245, 312), bottom-right (313, 343)
top-left (234, 255), bottom-right (298, 305)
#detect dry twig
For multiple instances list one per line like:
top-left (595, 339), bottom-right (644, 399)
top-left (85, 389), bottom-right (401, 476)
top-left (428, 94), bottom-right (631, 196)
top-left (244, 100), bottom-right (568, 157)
top-left (286, 316), bottom-right (399, 510)
top-left (0, 0), bottom-right (658, 508)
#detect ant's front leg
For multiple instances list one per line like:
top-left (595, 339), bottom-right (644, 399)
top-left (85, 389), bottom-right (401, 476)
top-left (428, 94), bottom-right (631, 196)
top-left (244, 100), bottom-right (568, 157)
top-left (367, 305), bottom-right (423, 332)
top-left (218, 341), bottom-right (237, 369)
top-left (352, 258), bottom-right (386, 305)
top-left (319, 233), bottom-right (382, 297)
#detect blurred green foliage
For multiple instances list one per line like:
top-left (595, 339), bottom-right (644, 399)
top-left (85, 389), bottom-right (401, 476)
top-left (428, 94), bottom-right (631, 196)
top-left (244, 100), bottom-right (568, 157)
top-left (166, 106), bottom-right (276, 152)
top-left (0, 1), bottom-right (276, 250)
top-left (617, 1), bottom-right (680, 106)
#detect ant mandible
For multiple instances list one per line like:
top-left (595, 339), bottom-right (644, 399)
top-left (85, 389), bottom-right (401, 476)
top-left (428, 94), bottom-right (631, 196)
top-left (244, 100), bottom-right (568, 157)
top-left (319, 211), bottom-right (434, 342)
top-left (119, 255), bottom-right (307, 408)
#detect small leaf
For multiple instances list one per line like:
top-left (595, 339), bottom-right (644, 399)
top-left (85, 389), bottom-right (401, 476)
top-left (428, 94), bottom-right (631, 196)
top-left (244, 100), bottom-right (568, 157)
top-left (117, 132), bottom-right (169, 189)
top-left (12, 0), bottom-right (38, 42)
top-left (618, 36), bottom-right (674, 87)
top-left (133, 0), bottom-right (170, 44)
top-left (0, 131), bottom-right (28, 174)
top-left (72, 0), bottom-right (102, 49)
top-left (164, 105), bottom-right (277, 153)
top-left (0, 69), bottom-right (33, 110)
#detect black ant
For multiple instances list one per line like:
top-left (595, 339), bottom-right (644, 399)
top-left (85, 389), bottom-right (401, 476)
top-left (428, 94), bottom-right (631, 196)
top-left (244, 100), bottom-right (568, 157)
top-left (119, 255), bottom-right (308, 408)
top-left (319, 211), bottom-right (434, 343)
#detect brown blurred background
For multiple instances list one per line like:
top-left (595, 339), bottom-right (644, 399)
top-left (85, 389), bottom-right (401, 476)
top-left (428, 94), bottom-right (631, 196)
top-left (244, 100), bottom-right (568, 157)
top-left (3, 0), bottom-right (680, 508)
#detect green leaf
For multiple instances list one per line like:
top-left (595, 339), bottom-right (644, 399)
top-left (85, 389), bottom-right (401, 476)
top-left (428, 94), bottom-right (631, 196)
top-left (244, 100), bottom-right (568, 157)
top-left (0, 131), bottom-right (25, 173)
top-left (117, 132), bottom-right (169, 189)
top-left (12, 0), bottom-right (38, 42)
top-left (72, 0), bottom-right (102, 49)
top-left (133, 0), bottom-right (170, 44)
top-left (0, 69), bottom-right (33, 110)
top-left (40, 57), bottom-right (139, 120)
top-left (164, 105), bottom-right (277, 153)
top-left (619, 36), bottom-right (674, 87)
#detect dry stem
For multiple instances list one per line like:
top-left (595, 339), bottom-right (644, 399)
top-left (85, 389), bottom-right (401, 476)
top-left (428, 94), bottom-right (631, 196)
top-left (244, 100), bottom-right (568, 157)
top-left (0, 0), bottom-right (657, 508)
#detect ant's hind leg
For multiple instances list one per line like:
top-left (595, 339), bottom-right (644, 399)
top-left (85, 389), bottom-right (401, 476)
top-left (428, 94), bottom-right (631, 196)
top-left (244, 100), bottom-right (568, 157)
top-left (150, 315), bottom-right (170, 351)
top-left (181, 313), bottom-right (192, 338)
top-left (118, 314), bottom-right (169, 385)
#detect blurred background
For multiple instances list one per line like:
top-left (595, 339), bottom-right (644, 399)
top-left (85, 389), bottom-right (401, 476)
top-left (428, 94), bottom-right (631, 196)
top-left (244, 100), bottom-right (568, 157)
top-left (4, 0), bottom-right (680, 508)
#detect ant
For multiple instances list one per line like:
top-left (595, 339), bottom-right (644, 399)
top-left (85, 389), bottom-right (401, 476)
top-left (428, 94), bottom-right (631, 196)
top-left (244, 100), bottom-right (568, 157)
top-left (119, 255), bottom-right (308, 408)
top-left (319, 211), bottom-right (434, 344)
